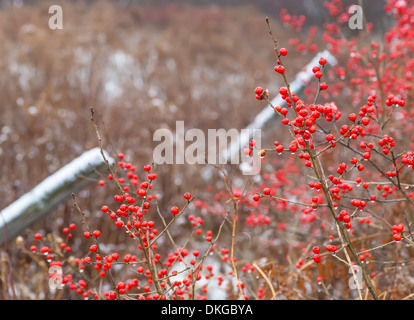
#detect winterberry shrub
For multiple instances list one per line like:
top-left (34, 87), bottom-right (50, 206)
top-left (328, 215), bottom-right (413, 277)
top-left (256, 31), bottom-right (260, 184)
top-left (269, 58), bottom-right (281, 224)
top-left (246, 2), bottom-right (414, 300)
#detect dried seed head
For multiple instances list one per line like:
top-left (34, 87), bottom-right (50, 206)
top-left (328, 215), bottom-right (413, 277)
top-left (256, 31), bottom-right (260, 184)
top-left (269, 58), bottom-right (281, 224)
top-left (258, 149), bottom-right (267, 157)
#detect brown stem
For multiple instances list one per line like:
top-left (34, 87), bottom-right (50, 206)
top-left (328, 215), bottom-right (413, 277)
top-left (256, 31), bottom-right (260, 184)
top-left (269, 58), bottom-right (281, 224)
top-left (89, 107), bottom-right (165, 296)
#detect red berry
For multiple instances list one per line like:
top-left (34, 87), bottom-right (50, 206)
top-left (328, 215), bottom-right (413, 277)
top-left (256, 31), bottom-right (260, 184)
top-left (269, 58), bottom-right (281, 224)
top-left (255, 87), bottom-right (264, 95)
top-left (279, 48), bottom-right (288, 56)
top-left (274, 65), bottom-right (285, 74)
top-left (349, 113), bottom-right (357, 122)
top-left (115, 220), bottom-right (124, 228)
top-left (312, 246), bottom-right (320, 254)
top-left (361, 117), bottom-right (370, 126)
top-left (171, 206), bottom-right (180, 215)
top-left (313, 254), bottom-right (321, 263)
top-left (279, 87), bottom-right (288, 95)
top-left (244, 147), bottom-right (252, 156)
top-left (148, 173), bottom-right (157, 180)
top-left (184, 192), bottom-right (192, 200)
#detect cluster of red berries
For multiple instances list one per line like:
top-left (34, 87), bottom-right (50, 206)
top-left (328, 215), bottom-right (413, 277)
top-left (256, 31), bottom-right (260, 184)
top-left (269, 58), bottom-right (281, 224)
top-left (26, 149), bottom-right (235, 300)
top-left (312, 246), bottom-right (321, 263)
top-left (401, 152), bottom-right (414, 168)
top-left (359, 249), bottom-right (370, 263)
top-left (392, 223), bottom-right (404, 242)
top-left (378, 135), bottom-right (395, 155)
top-left (255, 86), bottom-right (269, 100)
top-left (385, 94), bottom-right (405, 107)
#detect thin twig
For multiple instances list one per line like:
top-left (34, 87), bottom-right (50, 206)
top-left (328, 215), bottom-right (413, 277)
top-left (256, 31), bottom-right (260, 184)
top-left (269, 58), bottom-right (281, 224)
top-left (72, 193), bottom-right (118, 298)
top-left (253, 263), bottom-right (277, 300)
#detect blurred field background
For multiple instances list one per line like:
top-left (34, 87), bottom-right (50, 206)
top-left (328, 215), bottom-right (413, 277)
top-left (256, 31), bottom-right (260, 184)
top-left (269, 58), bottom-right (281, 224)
top-left (0, 0), bottom-right (400, 300)
top-left (0, 0), bottom-right (388, 208)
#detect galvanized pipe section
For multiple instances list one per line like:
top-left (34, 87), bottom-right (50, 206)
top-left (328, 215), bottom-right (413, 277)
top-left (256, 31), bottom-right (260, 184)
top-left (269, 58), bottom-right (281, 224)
top-left (0, 147), bottom-right (114, 245)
